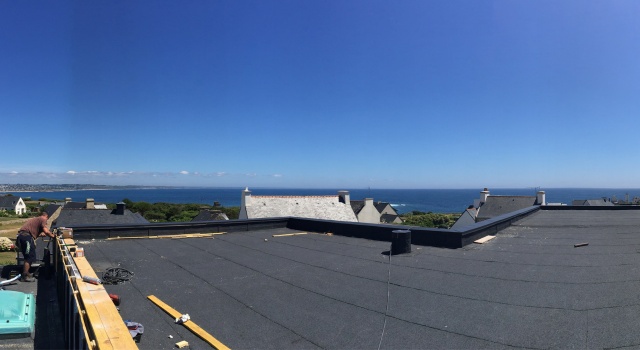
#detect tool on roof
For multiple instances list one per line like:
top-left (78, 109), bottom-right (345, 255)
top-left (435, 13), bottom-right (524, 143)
top-left (109, 293), bottom-right (121, 306)
top-left (82, 275), bottom-right (102, 285)
top-left (125, 320), bottom-right (144, 343)
top-left (175, 314), bottom-right (190, 324)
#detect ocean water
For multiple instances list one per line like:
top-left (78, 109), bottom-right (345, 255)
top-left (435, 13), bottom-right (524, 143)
top-left (4, 187), bottom-right (640, 214)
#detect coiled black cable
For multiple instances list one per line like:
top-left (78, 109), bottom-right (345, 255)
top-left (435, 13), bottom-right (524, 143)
top-left (102, 267), bottom-right (134, 285)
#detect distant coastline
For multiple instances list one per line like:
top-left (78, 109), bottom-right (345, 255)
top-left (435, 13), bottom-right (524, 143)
top-left (0, 184), bottom-right (177, 192)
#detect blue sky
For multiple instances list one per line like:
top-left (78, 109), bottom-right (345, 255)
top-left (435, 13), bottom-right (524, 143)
top-left (1, 1), bottom-right (639, 189)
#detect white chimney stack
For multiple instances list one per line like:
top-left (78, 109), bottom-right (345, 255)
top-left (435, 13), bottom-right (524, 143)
top-left (242, 187), bottom-right (252, 207)
top-left (480, 188), bottom-right (490, 203)
top-left (537, 191), bottom-right (546, 205)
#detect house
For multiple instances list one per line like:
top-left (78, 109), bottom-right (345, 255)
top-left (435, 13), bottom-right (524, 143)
top-left (62, 198), bottom-right (108, 210)
top-left (451, 188), bottom-right (545, 228)
top-left (350, 199), bottom-right (403, 224)
top-left (572, 198), bottom-right (614, 206)
top-left (350, 198), bottom-right (381, 223)
top-left (43, 204), bottom-right (63, 227)
top-left (192, 209), bottom-right (229, 221)
top-left (374, 201), bottom-right (403, 224)
top-left (52, 201), bottom-right (148, 227)
top-left (239, 188), bottom-right (357, 222)
top-left (0, 195), bottom-right (27, 215)
top-left (450, 206), bottom-right (477, 230)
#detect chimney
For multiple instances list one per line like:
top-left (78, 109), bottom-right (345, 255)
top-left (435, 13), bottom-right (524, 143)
top-left (537, 191), bottom-right (546, 205)
top-left (338, 191), bottom-right (350, 206)
top-left (365, 198), bottom-right (373, 207)
top-left (241, 187), bottom-right (252, 208)
top-left (480, 188), bottom-right (490, 203)
top-left (474, 188), bottom-right (490, 208)
top-left (65, 198), bottom-right (72, 204)
top-left (86, 198), bottom-right (95, 209)
top-left (116, 202), bottom-right (125, 215)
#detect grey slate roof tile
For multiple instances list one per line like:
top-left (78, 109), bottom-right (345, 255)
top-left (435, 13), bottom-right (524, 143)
top-left (0, 196), bottom-right (21, 208)
top-left (476, 196), bottom-right (537, 221)
top-left (191, 209), bottom-right (229, 221)
top-left (53, 208), bottom-right (149, 227)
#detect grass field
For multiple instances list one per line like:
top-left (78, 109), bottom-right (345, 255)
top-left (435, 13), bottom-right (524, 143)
top-left (0, 218), bottom-right (26, 265)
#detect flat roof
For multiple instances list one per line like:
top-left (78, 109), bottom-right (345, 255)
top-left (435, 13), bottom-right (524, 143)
top-left (79, 209), bottom-right (640, 349)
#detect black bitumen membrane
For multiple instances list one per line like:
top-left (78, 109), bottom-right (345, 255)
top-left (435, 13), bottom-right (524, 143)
top-left (77, 210), bottom-right (640, 349)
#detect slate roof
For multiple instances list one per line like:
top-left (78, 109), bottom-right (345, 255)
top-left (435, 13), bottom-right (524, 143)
top-left (380, 213), bottom-right (400, 224)
top-left (245, 195), bottom-right (358, 222)
top-left (374, 201), bottom-right (392, 213)
top-left (350, 200), bottom-right (366, 215)
top-left (43, 204), bottom-right (61, 218)
top-left (63, 201), bottom-right (103, 209)
top-left (79, 209), bottom-right (640, 349)
top-left (53, 208), bottom-right (148, 227)
top-left (476, 196), bottom-right (538, 222)
top-left (450, 207), bottom-right (477, 230)
top-left (191, 209), bottom-right (229, 221)
top-left (0, 196), bottom-right (21, 208)
top-left (572, 199), bottom-right (614, 206)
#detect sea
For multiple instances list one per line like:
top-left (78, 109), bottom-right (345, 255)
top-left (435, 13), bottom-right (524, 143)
top-left (3, 187), bottom-right (640, 214)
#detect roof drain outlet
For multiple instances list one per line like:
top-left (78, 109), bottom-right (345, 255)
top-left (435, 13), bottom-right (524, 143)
top-left (391, 229), bottom-right (411, 255)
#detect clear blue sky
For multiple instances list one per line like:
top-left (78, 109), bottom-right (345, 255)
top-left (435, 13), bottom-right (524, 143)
top-left (1, 1), bottom-right (639, 189)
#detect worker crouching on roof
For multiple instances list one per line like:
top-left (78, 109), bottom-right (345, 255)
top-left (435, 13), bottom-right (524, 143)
top-left (17, 212), bottom-right (55, 282)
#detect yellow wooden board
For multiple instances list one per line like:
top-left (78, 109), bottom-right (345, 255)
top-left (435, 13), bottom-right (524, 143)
top-left (272, 232), bottom-right (307, 237)
top-left (474, 235), bottom-right (496, 244)
top-left (74, 256), bottom-right (138, 349)
top-left (107, 232), bottom-right (225, 241)
top-left (148, 295), bottom-right (230, 350)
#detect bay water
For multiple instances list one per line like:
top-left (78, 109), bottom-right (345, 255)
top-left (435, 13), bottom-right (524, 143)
top-left (4, 187), bottom-right (640, 214)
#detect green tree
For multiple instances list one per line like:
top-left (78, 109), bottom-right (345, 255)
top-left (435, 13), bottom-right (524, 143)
top-left (132, 202), bottom-right (152, 216)
top-left (400, 212), bottom-right (459, 229)
top-left (122, 198), bottom-right (134, 207)
top-left (144, 211), bottom-right (166, 222)
top-left (220, 206), bottom-right (240, 220)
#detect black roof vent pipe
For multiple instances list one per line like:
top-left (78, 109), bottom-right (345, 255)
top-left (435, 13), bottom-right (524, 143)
top-left (391, 229), bottom-right (411, 255)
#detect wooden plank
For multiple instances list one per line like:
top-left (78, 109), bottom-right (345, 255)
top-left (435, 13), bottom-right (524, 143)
top-left (72, 288), bottom-right (96, 350)
top-left (74, 256), bottom-right (138, 349)
top-left (272, 232), bottom-right (307, 237)
top-left (148, 295), bottom-right (230, 350)
top-left (107, 232), bottom-right (225, 241)
top-left (474, 235), bottom-right (496, 244)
